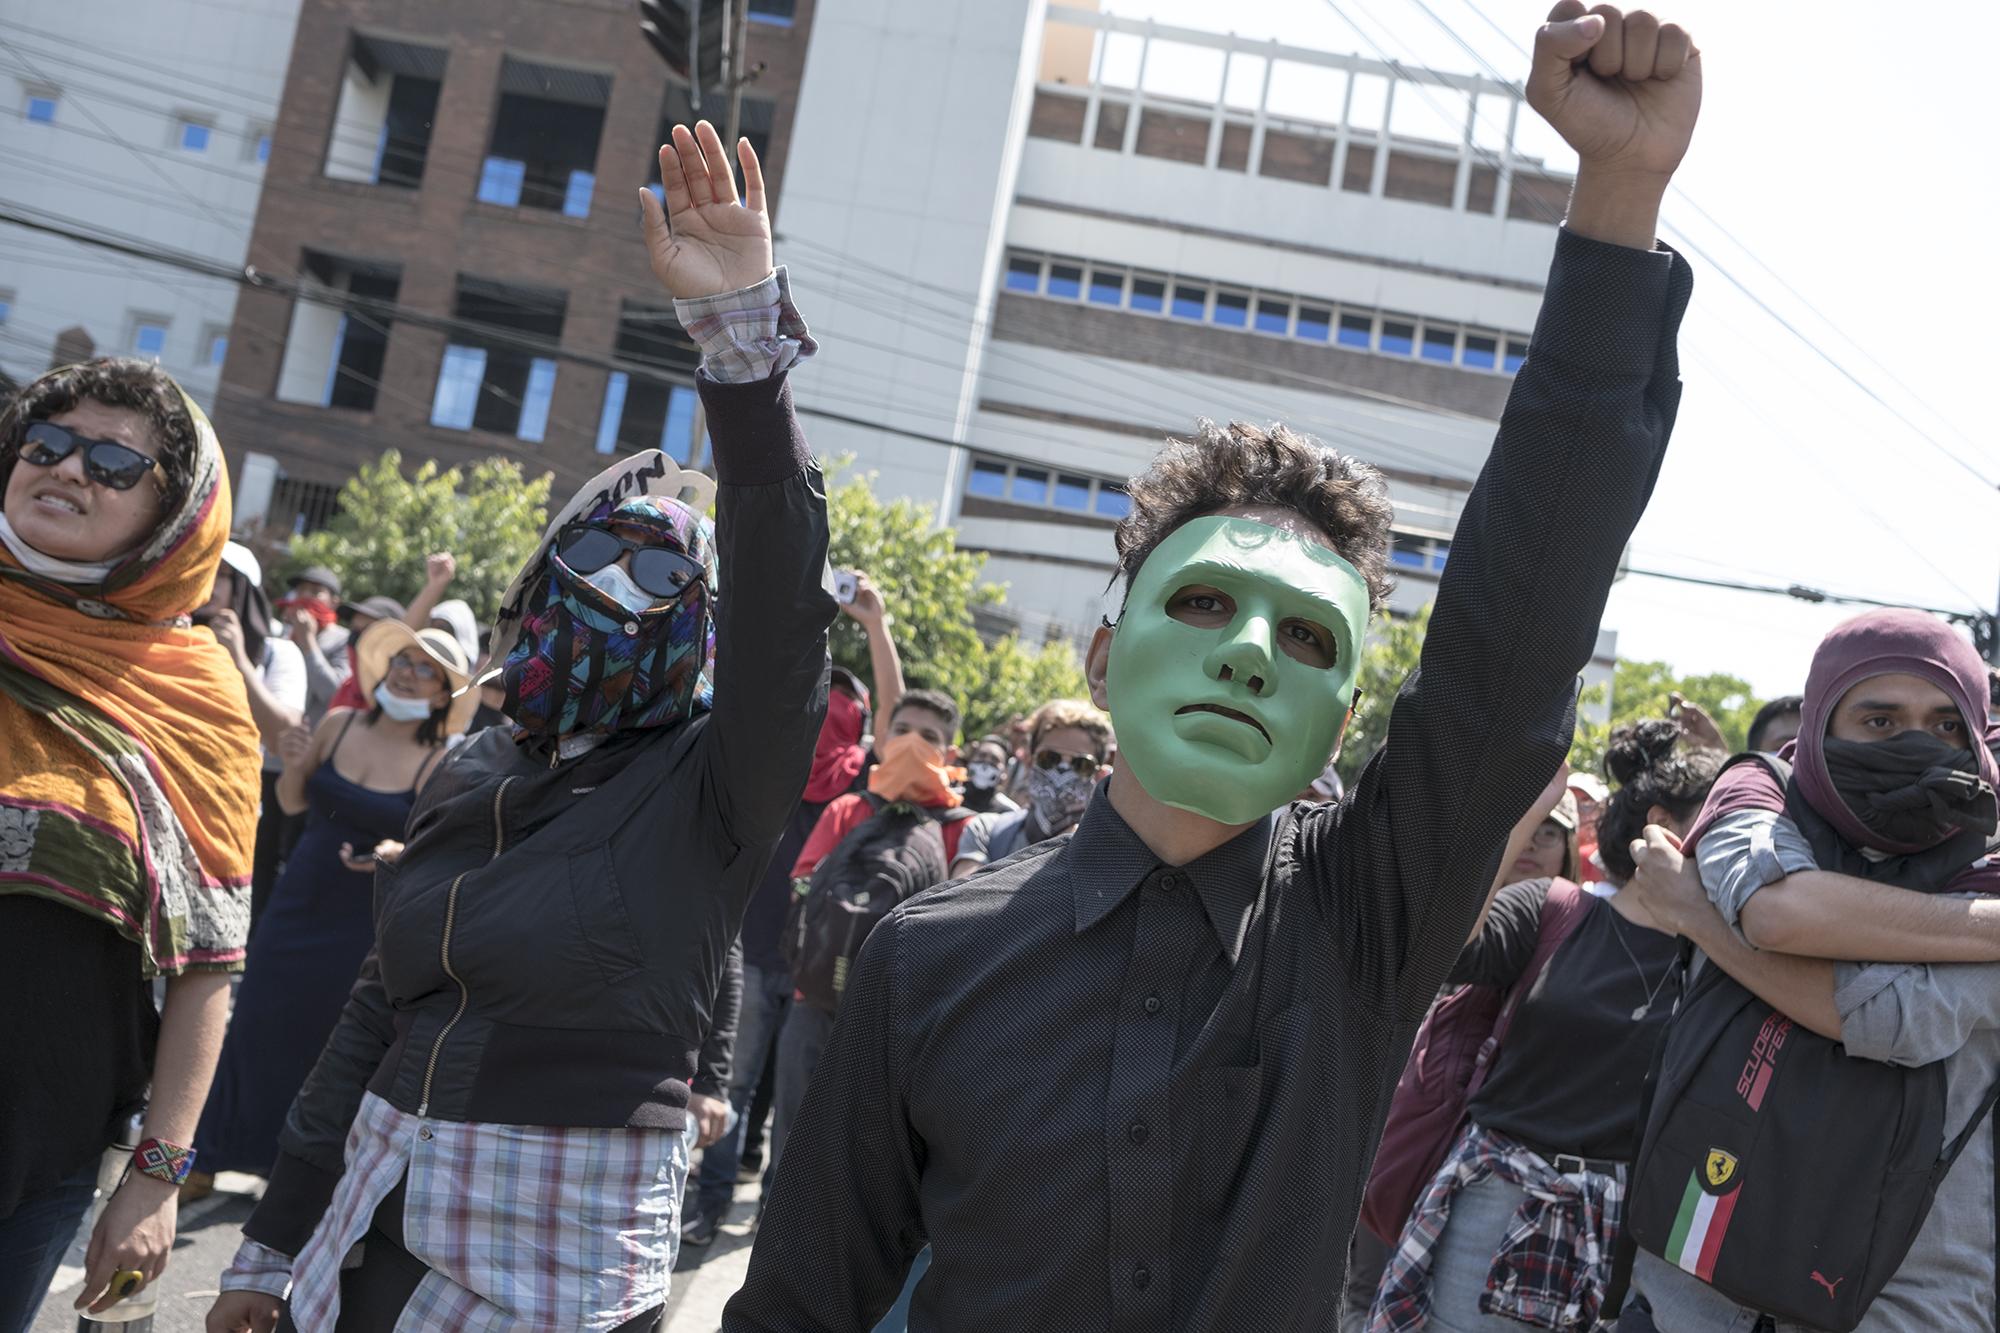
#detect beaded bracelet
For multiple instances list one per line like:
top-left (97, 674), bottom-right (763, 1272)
top-left (133, 1138), bottom-right (197, 1186)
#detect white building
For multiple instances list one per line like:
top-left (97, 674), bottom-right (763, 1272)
top-left (774, 0), bottom-right (1617, 700)
top-left (0, 0), bottom-right (301, 411)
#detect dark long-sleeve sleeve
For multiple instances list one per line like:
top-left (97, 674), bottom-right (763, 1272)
top-left (1315, 229), bottom-right (1692, 1020)
top-left (1448, 879), bottom-right (1551, 988)
top-left (699, 372), bottom-right (839, 853)
top-left (694, 937), bottom-right (744, 1099)
top-left (241, 947), bottom-right (396, 1257)
top-left (724, 912), bottom-right (926, 1331)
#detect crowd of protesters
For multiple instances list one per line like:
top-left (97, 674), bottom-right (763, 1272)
top-left (0, 8), bottom-right (1995, 1333)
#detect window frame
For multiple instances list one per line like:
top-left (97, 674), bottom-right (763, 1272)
top-left (1211, 288), bottom-right (1251, 329)
top-left (1004, 255), bottom-right (1043, 294)
top-left (23, 92), bottom-right (57, 124)
top-left (177, 118), bottom-right (213, 153)
top-left (130, 315), bottom-right (170, 359)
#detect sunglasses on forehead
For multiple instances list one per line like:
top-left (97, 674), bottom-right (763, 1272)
top-left (554, 524), bottom-right (705, 601)
top-left (16, 421), bottom-right (160, 492)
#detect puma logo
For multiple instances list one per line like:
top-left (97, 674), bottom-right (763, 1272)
top-left (1810, 1271), bottom-right (1845, 1300)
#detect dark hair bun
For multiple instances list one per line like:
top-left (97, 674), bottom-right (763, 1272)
top-left (1603, 717), bottom-right (1683, 786)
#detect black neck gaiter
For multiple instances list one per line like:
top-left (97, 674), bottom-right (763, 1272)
top-left (1820, 730), bottom-right (1998, 848)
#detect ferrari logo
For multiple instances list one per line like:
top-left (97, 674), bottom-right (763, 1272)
top-left (1705, 1149), bottom-right (1738, 1189)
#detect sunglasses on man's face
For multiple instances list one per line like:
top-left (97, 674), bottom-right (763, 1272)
top-left (555, 524), bottom-right (704, 602)
top-left (1034, 749), bottom-right (1100, 777)
top-left (17, 421), bottom-right (160, 492)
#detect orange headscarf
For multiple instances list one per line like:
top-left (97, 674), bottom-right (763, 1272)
top-left (0, 370), bottom-right (261, 975)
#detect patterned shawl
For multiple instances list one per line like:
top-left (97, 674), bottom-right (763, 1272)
top-left (0, 377), bottom-right (261, 975)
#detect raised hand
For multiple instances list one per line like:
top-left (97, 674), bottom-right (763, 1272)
top-left (425, 551), bottom-right (457, 589)
top-left (1527, 3), bottom-right (1700, 182)
top-left (640, 120), bottom-right (772, 301)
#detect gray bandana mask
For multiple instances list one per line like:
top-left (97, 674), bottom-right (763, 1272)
top-left (1027, 764), bottom-right (1093, 831)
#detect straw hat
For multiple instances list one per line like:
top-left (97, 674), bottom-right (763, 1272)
top-left (352, 618), bottom-right (479, 735)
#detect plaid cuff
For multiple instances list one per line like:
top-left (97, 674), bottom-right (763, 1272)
top-left (674, 265), bottom-right (818, 384)
top-left (219, 1238), bottom-right (294, 1297)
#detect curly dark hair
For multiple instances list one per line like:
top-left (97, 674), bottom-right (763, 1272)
top-left (1596, 718), bottom-right (1726, 882)
top-left (1113, 419), bottom-right (1395, 615)
top-left (0, 358), bottom-right (199, 517)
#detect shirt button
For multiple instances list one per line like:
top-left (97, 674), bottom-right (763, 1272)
top-left (1160, 871), bottom-right (1186, 892)
top-left (418, 1125), bottom-right (433, 1141)
top-left (1127, 1119), bottom-right (1149, 1145)
top-left (1143, 994), bottom-right (1163, 1016)
top-left (1132, 1262), bottom-right (1152, 1291)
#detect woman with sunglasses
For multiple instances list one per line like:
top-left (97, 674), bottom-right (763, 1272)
top-left (0, 358), bottom-right (263, 1328)
top-left (949, 700), bottom-right (1113, 879)
top-left (207, 121), bottom-right (835, 1332)
top-left (185, 622), bottom-right (472, 1203)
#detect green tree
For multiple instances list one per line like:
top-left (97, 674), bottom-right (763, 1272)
top-left (1607, 659), bottom-right (1761, 753)
top-left (825, 463), bottom-right (1089, 743)
top-left (279, 451), bottom-right (554, 626)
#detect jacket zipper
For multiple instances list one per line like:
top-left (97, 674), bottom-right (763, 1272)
top-left (417, 776), bottom-right (515, 1118)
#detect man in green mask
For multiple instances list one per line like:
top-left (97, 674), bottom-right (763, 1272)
top-left (731, 5), bottom-right (1703, 1329)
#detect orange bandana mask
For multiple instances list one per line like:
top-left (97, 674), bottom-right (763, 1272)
top-left (867, 731), bottom-right (963, 809)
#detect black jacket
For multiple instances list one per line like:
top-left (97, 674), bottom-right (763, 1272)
top-left (245, 372), bottom-right (834, 1257)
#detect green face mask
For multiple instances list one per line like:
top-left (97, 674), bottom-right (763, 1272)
top-left (1106, 514), bottom-right (1369, 825)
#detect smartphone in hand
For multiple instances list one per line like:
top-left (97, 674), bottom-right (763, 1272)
top-left (833, 570), bottom-right (858, 605)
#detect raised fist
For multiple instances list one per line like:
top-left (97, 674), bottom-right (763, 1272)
top-left (1527, 3), bottom-right (1700, 184)
top-left (425, 551), bottom-right (458, 588)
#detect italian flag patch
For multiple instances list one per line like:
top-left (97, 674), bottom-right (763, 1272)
top-left (1666, 1167), bottom-right (1742, 1282)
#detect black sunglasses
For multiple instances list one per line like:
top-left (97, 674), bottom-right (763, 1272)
top-left (555, 524), bottom-right (704, 602)
top-left (1034, 749), bottom-right (1100, 776)
top-left (17, 421), bottom-right (159, 492)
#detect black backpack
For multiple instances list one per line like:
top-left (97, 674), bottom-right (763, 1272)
top-left (783, 795), bottom-right (972, 1013)
top-left (1618, 752), bottom-right (2000, 1332)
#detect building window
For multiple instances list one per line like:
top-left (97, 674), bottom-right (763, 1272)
top-left (204, 326), bottom-right (229, 367)
top-left (327, 35), bottom-right (445, 189)
top-left (277, 252), bottom-right (402, 410)
top-left (1254, 299), bottom-right (1289, 335)
top-left (1390, 530), bottom-right (1451, 574)
top-left (962, 455), bottom-right (1132, 523)
top-left (1088, 270), bottom-right (1123, 306)
top-left (483, 59), bottom-right (611, 219)
top-left (1054, 474), bottom-right (1091, 510)
top-left (1421, 326), bottom-right (1456, 364)
top-left (1296, 306), bottom-right (1330, 341)
top-left (1212, 291), bottom-right (1249, 329)
top-left (1170, 285), bottom-right (1205, 321)
top-left (1380, 320), bottom-right (1415, 356)
top-left (650, 85), bottom-right (773, 198)
top-left (24, 93), bottom-right (56, 124)
top-left (1337, 312), bottom-right (1373, 349)
top-left (596, 300), bottom-right (704, 461)
top-left (1004, 257), bottom-right (1041, 293)
top-left (131, 318), bottom-right (168, 359)
top-left (1130, 277), bottom-right (1165, 314)
top-left (967, 459), bottom-right (1007, 497)
top-left (256, 132), bottom-right (272, 164)
top-left (748, 0), bottom-right (796, 23)
top-left (0, 291), bottom-right (12, 325)
top-left (1046, 263), bottom-right (1083, 300)
top-left (1504, 339), bottom-right (1530, 374)
top-left (431, 276), bottom-right (567, 440)
top-left (177, 120), bottom-right (211, 152)
top-left (1010, 467), bottom-right (1050, 505)
top-left (1094, 483), bottom-right (1131, 519)
top-left (1462, 334), bottom-right (1498, 371)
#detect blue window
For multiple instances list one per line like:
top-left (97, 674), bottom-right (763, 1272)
top-left (748, 0), bottom-right (796, 22)
top-left (430, 344), bottom-right (486, 429)
top-left (1055, 474), bottom-right (1091, 510)
top-left (477, 157), bottom-right (526, 207)
top-left (1046, 264), bottom-right (1082, 299)
top-left (1503, 339), bottom-right (1529, 374)
top-left (1421, 327), bottom-right (1456, 363)
top-left (1094, 484), bottom-right (1131, 519)
top-left (1004, 257), bottom-right (1041, 293)
top-left (1254, 300), bottom-right (1289, 335)
top-left (517, 357), bottom-right (557, 442)
top-left (1296, 306), bottom-right (1331, 341)
top-left (1213, 292), bottom-right (1248, 329)
top-left (1089, 270), bottom-right (1123, 305)
top-left (179, 122), bottom-right (210, 152)
top-left (595, 372), bottom-right (629, 453)
top-left (257, 133), bottom-right (272, 164)
top-left (1011, 467), bottom-right (1049, 505)
top-left (1462, 335), bottom-right (1497, 371)
top-left (1380, 321), bottom-right (1415, 356)
top-left (207, 333), bottom-right (228, 366)
top-left (1130, 278), bottom-right (1165, 314)
top-left (1171, 285), bottom-right (1206, 321)
top-left (662, 384), bottom-right (699, 463)
top-left (133, 322), bottom-right (167, 357)
top-left (25, 95), bottom-right (56, 124)
top-left (967, 459), bottom-right (1007, 497)
top-left (563, 170), bottom-right (595, 218)
top-left (0, 295), bottom-right (12, 325)
top-left (1337, 313), bottom-right (1372, 349)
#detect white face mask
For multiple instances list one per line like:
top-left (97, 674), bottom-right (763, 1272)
top-left (583, 562), bottom-right (660, 615)
top-left (374, 683), bottom-right (434, 723)
top-left (966, 761), bottom-right (1004, 791)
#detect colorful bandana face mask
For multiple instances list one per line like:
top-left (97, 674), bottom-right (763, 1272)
top-left (502, 495), bottom-right (716, 739)
top-left (1106, 514), bottom-right (1369, 825)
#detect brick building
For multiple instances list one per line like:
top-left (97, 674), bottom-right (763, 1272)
top-left (217, 0), bottom-right (813, 535)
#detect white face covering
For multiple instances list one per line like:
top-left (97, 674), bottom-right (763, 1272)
top-left (583, 562), bottom-right (660, 615)
top-left (374, 683), bottom-right (435, 723)
top-left (0, 511), bottom-right (118, 583)
top-left (966, 761), bottom-right (1005, 792)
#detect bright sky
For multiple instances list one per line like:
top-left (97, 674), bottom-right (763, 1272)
top-left (1105, 0), bottom-right (2000, 699)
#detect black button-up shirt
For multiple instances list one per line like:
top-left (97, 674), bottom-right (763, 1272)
top-left (726, 229), bottom-right (1694, 1331)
